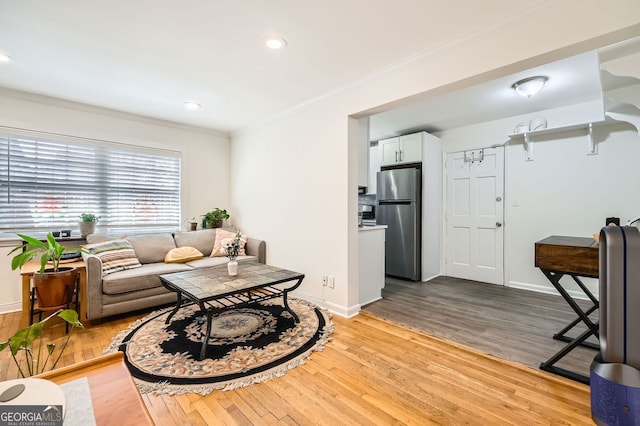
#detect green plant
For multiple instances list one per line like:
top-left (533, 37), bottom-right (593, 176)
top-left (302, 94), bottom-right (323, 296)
top-left (0, 309), bottom-right (83, 377)
top-left (202, 208), bottom-right (230, 226)
top-left (9, 233), bottom-right (86, 273)
top-left (79, 213), bottom-right (100, 222)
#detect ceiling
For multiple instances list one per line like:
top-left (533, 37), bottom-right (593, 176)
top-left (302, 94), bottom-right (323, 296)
top-left (0, 1), bottom-right (632, 139)
top-left (368, 51), bottom-right (604, 141)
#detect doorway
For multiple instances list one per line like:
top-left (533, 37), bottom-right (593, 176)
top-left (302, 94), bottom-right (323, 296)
top-left (445, 146), bottom-right (505, 285)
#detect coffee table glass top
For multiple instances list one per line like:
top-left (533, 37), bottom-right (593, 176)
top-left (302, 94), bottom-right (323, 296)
top-left (160, 261), bottom-right (304, 301)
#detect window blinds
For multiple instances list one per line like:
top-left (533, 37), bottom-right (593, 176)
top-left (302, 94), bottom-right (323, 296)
top-left (0, 133), bottom-right (181, 233)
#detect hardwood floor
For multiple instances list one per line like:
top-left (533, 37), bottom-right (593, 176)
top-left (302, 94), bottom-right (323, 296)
top-left (0, 299), bottom-right (594, 424)
top-left (364, 276), bottom-right (599, 378)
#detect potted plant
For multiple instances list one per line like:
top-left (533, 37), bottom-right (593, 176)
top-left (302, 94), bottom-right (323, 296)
top-left (9, 233), bottom-right (86, 308)
top-left (202, 208), bottom-right (230, 229)
top-left (0, 308), bottom-right (83, 377)
top-left (79, 213), bottom-right (100, 238)
top-left (185, 217), bottom-right (198, 231)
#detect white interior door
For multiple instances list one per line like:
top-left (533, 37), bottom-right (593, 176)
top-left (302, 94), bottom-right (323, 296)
top-left (445, 147), bottom-right (504, 285)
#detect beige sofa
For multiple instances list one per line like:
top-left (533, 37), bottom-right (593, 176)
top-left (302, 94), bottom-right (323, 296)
top-left (83, 229), bottom-right (266, 320)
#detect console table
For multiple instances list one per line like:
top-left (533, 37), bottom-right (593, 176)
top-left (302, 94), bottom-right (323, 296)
top-left (534, 235), bottom-right (599, 384)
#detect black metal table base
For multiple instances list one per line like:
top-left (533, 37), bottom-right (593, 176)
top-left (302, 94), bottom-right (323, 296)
top-left (164, 280), bottom-right (303, 360)
top-left (539, 269), bottom-right (599, 384)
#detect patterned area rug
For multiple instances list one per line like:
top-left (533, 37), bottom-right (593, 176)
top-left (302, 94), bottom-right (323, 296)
top-left (104, 298), bottom-right (333, 395)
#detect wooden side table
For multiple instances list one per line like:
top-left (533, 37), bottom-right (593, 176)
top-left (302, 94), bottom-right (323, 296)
top-left (20, 259), bottom-right (87, 327)
top-left (37, 352), bottom-right (153, 425)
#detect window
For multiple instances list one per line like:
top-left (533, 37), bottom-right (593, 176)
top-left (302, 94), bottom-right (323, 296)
top-left (0, 132), bottom-right (181, 235)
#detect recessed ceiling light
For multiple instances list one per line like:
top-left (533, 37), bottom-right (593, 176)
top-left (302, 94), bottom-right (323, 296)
top-left (184, 101), bottom-right (201, 110)
top-left (0, 52), bottom-right (13, 63)
top-left (264, 36), bottom-right (287, 50)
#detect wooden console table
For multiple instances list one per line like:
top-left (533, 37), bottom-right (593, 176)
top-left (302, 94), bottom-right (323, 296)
top-left (534, 235), bottom-right (600, 384)
top-left (37, 352), bottom-right (153, 425)
top-left (20, 259), bottom-right (87, 327)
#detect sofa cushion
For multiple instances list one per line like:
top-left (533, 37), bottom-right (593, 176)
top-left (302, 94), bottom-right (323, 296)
top-left (84, 238), bottom-right (142, 276)
top-left (164, 246), bottom-right (204, 263)
top-left (102, 262), bottom-right (192, 295)
top-left (186, 255), bottom-right (256, 269)
top-left (86, 233), bottom-right (118, 244)
top-left (174, 229), bottom-right (216, 257)
top-left (126, 233), bottom-right (177, 264)
top-left (210, 228), bottom-right (247, 257)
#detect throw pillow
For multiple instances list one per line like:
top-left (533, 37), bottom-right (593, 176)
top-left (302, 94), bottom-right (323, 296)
top-left (164, 246), bottom-right (204, 263)
top-left (210, 229), bottom-right (247, 257)
top-left (84, 237), bottom-right (142, 276)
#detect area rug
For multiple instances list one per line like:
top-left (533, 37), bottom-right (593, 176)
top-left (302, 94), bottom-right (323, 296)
top-left (104, 298), bottom-right (333, 395)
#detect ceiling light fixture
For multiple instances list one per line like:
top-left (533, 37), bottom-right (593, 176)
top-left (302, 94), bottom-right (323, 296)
top-left (264, 36), bottom-right (287, 50)
top-left (184, 101), bottom-right (201, 110)
top-left (512, 76), bottom-right (548, 98)
top-left (0, 52), bottom-right (13, 63)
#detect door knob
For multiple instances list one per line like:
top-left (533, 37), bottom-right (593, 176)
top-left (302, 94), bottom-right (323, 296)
top-left (496, 222), bottom-right (503, 227)
top-left (496, 196), bottom-right (502, 202)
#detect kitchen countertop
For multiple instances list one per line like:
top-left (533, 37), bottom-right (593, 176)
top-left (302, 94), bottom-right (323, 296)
top-left (358, 225), bottom-right (387, 231)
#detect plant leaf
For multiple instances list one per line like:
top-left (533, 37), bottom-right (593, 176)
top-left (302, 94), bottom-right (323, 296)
top-left (47, 344), bottom-right (55, 355)
top-left (7, 322), bottom-right (45, 356)
top-left (58, 309), bottom-right (84, 329)
top-left (46, 232), bottom-right (58, 247)
top-left (17, 234), bottom-right (47, 248)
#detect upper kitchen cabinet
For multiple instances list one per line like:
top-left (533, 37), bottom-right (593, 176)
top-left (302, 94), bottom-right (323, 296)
top-left (379, 132), bottom-right (423, 166)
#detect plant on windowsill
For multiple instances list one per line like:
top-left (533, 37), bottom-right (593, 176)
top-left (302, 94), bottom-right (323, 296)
top-left (202, 208), bottom-right (230, 229)
top-left (0, 308), bottom-right (83, 377)
top-left (185, 217), bottom-right (198, 231)
top-left (9, 233), bottom-right (87, 309)
top-left (79, 212), bottom-right (101, 238)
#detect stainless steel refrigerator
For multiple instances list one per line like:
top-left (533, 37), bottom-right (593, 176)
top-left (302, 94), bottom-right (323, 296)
top-left (376, 166), bottom-right (421, 281)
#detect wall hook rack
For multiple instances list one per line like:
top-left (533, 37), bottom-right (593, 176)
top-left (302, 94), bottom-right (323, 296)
top-left (464, 149), bottom-right (484, 163)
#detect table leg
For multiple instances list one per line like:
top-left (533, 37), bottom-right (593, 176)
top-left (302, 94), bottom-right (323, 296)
top-left (282, 278), bottom-right (302, 323)
top-left (201, 311), bottom-right (213, 359)
top-left (78, 268), bottom-right (87, 323)
top-left (165, 291), bottom-right (183, 324)
top-left (540, 269), bottom-right (600, 384)
top-left (21, 274), bottom-right (31, 327)
top-left (542, 270), bottom-right (599, 340)
top-left (540, 323), bottom-right (598, 384)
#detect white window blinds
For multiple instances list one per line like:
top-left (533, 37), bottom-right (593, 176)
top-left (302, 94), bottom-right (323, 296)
top-left (0, 132), bottom-right (181, 234)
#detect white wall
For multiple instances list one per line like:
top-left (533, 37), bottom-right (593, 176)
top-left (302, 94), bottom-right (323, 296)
top-left (438, 101), bottom-right (640, 298)
top-left (0, 89), bottom-right (231, 313)
top-left (231, 4), bottom-right (640, 316)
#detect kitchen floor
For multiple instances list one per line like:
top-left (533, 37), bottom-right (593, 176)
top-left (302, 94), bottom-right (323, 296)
top-left (362, 275), bottom-right (597, 378)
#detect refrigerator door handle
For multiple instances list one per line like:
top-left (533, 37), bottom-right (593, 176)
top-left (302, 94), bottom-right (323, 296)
top-left (379, 200), bottom-right (412, 205)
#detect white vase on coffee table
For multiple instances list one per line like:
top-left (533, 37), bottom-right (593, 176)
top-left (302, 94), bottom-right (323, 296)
top-left (227, 260), bottom-right (238, 276)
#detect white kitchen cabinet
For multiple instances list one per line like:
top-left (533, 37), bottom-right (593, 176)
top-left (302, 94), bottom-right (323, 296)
top-left (367, 145), bottom-right (380, 195)
top-left (379, 132), bottom-right (424, 166)
top-left (358, 225), bottom-right (386, 306)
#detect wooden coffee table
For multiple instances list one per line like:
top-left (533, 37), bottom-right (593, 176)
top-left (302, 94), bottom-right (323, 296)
top-left (160, 261), bottom-right (305, 359)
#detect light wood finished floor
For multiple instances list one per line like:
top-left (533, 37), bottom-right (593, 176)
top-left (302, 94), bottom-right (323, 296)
top-left (1, 306), bottom-right (592, 425)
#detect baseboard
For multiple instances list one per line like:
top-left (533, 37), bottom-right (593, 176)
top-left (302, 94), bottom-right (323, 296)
top-left (0, 301), bottom-right (21, 315)
top-left (421, 274), bottom-right (439, 282)
top-left (291, 291), bottom-right (360, 318)
top-left (508, 280), bottom-right (591, 301)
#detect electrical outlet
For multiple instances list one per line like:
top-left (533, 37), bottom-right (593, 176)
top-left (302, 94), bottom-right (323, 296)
top-left (328, 276), bottom-right (335, 289)
top-left (321, 276), bottom-right (328, 287)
